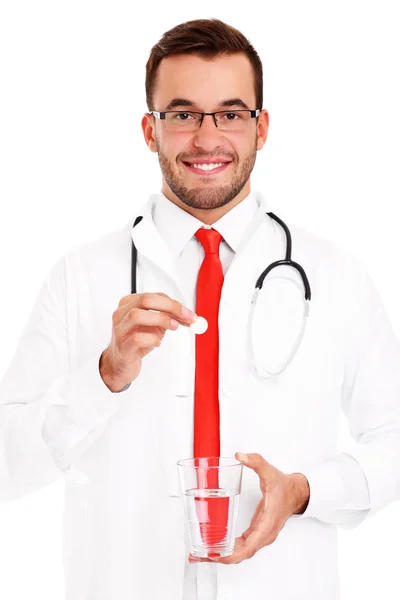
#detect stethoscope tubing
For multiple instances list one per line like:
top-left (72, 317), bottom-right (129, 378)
top-left (130, 212), bottom-right (311, 301)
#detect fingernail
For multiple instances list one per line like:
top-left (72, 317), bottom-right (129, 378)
top-left (181, 306), bottom-right (197, 321)
top-left (237, 452), bottom-right (248, 462)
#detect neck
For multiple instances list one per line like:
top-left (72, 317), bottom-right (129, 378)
top-left (161, 181), bottom-right (251, 225)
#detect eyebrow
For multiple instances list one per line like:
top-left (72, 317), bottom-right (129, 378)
top-left (164, 97), bottom-right (250, 111)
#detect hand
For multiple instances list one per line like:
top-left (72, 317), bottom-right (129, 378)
top-left (189, 452), bottom-right (310, 565)
top-left (100, 292), bottom-right (197, 392)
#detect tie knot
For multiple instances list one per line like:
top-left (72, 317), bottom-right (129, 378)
top-left (194, 228), bottom-right (223, 254)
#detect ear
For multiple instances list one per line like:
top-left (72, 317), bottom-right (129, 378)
top-left (141, 113), bottom-right (157, 153)
top-left (256, 109), bottom-right (269, 151)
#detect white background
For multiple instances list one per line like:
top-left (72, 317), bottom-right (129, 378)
top-left (0, 1), bottom-right (399, 598)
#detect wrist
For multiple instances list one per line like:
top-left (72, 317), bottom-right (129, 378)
top-left (287, 473), bottom-right (310, 515)
top-left (99, 349), bottom-right (127, 393)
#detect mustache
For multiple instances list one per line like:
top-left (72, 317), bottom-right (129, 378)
top-left (179, 154), bottom-right (235, 162)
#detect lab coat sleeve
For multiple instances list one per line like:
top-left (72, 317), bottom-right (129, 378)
top-left (291, 258), bottom-right (400, 529)
top-left (0, 255), bottom-right (128, 502)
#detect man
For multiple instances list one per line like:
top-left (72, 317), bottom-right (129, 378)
top-left (1, 17), bottom-right (400, 600)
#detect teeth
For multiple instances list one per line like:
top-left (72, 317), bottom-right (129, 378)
top-left (191, 162), bottom-right (225, 171)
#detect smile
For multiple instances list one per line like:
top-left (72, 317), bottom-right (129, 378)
top-left (182, 161), bottom-right (231, 175)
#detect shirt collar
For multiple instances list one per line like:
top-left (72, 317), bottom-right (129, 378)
top-left (152, 189), bottom-right (259, 260)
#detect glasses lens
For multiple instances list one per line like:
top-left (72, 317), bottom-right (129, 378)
top-left (164, 111), bottom-right (254, 131)
top-left (216, 111), bottom-right (252, 131)
top-left (250, 265), bottom-right (309, 376)
top-left (165, 111), bottom-right (201, 130)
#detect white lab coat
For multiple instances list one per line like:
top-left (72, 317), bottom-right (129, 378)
top-left (1, 190), bottom-right (400, 600)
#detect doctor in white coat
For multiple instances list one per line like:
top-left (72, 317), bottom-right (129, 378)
top-left (1, 17), bottom-right (400, 600)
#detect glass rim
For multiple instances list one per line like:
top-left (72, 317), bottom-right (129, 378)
top-left (176, 456), bottom-right (243, 468)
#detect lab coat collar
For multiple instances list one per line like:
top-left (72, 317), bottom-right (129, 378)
top-left (129, 188), bottom-right (273, 302)
top-left (129, 193), bottom-right (180, 296)
top-left (153, 190), bottom-right (259, 259)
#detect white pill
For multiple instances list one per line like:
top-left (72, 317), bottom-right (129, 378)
top-left (190, 315), bottom-right (208, 334)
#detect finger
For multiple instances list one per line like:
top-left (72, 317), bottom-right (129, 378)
top-left (115, 319), bottom-right (165, 353)
top-left (133, 293), bottom-right (198, 326)
top-left (235, 452), bottom-right (272, 482)
top-left (214, 528), bottom-right (265, 565)
top-left (117, 307), bottom-right (180, 337)
top-left (117, 292), bottom-right (171, 306)
top-left (188, 554), bottom-right (214, 563)
top-left (207, 534), bottom-right (249, 565)
top-left (123, 330), bottom-right (164, 351)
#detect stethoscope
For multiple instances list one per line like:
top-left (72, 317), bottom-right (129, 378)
top-left (131, 212), bottom-right (311, 378)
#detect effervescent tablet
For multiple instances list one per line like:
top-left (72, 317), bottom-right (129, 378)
top-left (190, 316), bottom-right (208, 334)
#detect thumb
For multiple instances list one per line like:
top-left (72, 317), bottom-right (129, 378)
top-left (235, 452), bottom-right (270, 479)
top-left (235, 452), bottom-right (249, 463)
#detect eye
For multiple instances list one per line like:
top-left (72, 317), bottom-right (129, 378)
top-left (221, 112), bottom-right (241, 120)
top-left (172, 112), bottom-right (195, 121)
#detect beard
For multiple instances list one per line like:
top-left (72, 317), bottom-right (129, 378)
top-left (155, 135), bottom-right (258, 210)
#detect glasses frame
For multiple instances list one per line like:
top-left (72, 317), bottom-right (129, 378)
top-left (150, 109), bottom-right (261, 130)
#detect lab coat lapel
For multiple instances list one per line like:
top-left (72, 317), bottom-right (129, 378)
top-left (218, 189), bottom-right (276, 309)
top-left (130, 194), bottom-right (186, 303)
top-left (227, 190), bottom-right (272, 273)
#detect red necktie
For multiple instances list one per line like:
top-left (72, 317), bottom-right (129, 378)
top-left (193, 227), bottom-right (229, 549)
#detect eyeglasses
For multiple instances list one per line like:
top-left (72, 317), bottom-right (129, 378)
top-left (150, 109), bottom-right (260, 132)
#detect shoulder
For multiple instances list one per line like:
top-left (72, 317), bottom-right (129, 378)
top-left (63, 220), bottom-right (133, 269)
top-left (287, 221), bottom-right (365, 277)
top-left (281, 221), bottom-right (370, 309)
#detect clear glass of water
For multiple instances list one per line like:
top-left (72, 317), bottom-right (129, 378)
top-left (177, 457), bottom-right (243, 558)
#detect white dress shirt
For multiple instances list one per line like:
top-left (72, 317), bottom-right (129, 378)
top-left (153, 189), bottom-right (371, 599)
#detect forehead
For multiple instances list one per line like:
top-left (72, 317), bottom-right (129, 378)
top-left (153, 53), bottom-right (256, 109)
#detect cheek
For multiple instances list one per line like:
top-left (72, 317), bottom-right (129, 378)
top-left (161, 140), bottom-right (186, 167)
top-left (159, 129), bottom-right (186, 148)
top-left (228, 139), bottom-right (251, 162)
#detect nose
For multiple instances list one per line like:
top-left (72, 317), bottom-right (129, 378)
top-left (192, 114), bottom-right (224, 150)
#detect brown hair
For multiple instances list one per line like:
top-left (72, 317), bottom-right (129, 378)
top-left (145, 18), bottom-right (263, 112)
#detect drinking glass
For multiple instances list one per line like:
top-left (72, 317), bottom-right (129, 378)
top-left (177, 457), bottom-right (243, 558)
